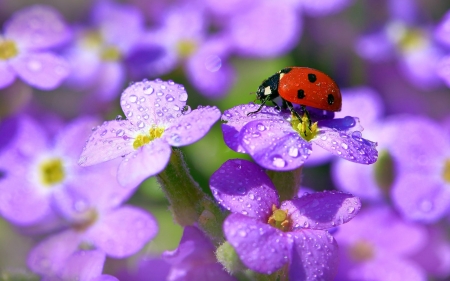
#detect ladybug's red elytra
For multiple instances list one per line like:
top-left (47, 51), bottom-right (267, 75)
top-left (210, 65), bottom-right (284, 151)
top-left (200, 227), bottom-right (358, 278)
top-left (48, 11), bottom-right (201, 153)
top-left (248, 67), bottom-right (342, 123)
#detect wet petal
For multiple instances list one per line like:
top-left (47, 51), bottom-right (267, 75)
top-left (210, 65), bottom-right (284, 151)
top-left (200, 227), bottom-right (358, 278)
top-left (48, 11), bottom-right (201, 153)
top-left (117, 138), bottom-right (171, 187)
top-left (27, 230), bottom-right (82, 275)
top-left (0, 61), bottom-right (16, 88)
top-left (392, 174), bottom-right (450, 223)
top-left (11, 52), bottom-right (69, 90)
top-left (240, 119), bottom-right (312, 170)
top-left (89, 205), bottom-right (158, 258)
top-left (4, 5), bottom-right (70, 49)
top-left (289, 230), bottom-right (339, 281)
top-left (119, 79), bottom-right (188, 127)
top-left (78, 120), bottom-right (136, 167)
top-left (210, 159), bottom-right (278, 218)
top-left (224, 214), bottom-right (290, 274)
top-left (59, 250), bottom-right (106, 281)
top-left (300, 0), bottom-right (353, 16)
top-left (221, 104), bottom-right (287, 153)
top-left (282, 191), bottom-right (361, 230)
top-left (164, 105), bottom-right (221, 147)
top-left (312, 127), bottom-right (378, 164)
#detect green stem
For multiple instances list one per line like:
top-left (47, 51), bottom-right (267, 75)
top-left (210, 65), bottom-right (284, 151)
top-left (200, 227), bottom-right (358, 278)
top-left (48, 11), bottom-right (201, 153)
top-left (156, 148), bottom-right (226, 244)
top-left (266, 165), bottom-right (303, 202)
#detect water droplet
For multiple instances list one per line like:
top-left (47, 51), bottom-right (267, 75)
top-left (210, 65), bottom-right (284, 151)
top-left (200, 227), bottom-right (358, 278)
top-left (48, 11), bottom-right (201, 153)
top-left (249, 193), bottom-right (255, 200)
top-left (128, 95), bottom-right (138, 103)
top-left (257, 123), bottom-right (266, 131)
top-left (179, 92), bottom-right (188, 101)
top-left (143, 86), bottom-right (154, 95)
top-left (352, 131), bottom-right (362, 138)
top-left (182, 105), bottom-right (192, 115)
top-left (341, 143), bottom-right (349, 150)
top-left (115, 115), bottom-right (122, 121)
top-left (165, 94), bottom-right (174, 102)
top-left (137, 121), bottom-right (145, 128)
top-left (288, 147), bottom-right (299, 157)
top-left (27, 60), bottom-right (42, 71)
top-left (204, 55), bottom-right (222, 72)
top-left (347, 207), bottom-right (355, 214)
top-left (100, 129), bottom-right (107, 136)
top-left (272, 156), bottom-right (286, 168)
top-left (238, 230), bottom-right (247, 237)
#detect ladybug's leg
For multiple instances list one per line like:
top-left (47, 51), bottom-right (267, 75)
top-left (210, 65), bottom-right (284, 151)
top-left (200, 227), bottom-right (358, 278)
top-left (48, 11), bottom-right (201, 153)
top-left (284, 100), bottom-right (302, 121)
top-left (247, 95), bottom-right (271, 116)
top-left (300, 105), bottom-right (312, 128)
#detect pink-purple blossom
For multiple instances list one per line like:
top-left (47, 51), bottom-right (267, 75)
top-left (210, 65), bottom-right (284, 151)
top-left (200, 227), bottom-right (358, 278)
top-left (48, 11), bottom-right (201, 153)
top-left (210, 159), bottom-right (361, 278)
top-left (0, 5), bottom-right (70, 90)
top-left (78, 79), bottom-right (221, 187)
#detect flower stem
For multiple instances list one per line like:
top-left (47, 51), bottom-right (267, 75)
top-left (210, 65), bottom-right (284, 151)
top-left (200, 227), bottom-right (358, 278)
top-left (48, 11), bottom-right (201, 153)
top-left (156, 148), bottom-right (226, 244)
top-left (266, 165), bottom-right (303, 201)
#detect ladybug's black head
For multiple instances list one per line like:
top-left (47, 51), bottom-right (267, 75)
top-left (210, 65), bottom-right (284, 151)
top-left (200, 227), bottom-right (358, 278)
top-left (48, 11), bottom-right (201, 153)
top-left (255, 85), bottom-right (268, 101)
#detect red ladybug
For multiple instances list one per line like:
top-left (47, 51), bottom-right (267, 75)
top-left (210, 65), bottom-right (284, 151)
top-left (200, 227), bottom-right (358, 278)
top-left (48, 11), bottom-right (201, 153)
top-left (249, 67), bottom-right (342, 122)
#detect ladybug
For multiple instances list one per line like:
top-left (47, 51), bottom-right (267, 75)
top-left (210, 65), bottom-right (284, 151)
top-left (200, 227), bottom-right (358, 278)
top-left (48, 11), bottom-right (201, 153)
top-left (248, 67), bottom-right (342, 124)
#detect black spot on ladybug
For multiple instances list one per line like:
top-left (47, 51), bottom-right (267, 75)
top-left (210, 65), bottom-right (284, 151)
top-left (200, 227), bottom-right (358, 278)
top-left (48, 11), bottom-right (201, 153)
top-left (308, 73), bottom-right (317, 83)
top-left (327, 94), bottom-right (335, 105)
top-left (297, 89), bottom-right (305, 99)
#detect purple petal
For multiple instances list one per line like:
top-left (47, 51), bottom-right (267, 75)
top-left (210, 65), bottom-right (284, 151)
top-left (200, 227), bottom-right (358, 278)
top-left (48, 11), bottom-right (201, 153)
top-left (4, 5), bottom-right (70, 49)
top-left (117, 138), bottom-right (171, 187)
top-left (313, 128), bottom-right (378, 164)
top-left (228, 1), bottom-right (300, 57)
top-left (89, 205), bottom-right (158, 258)
top-left (224, 213), bottom-right (290, 274)
top-left (342, 257), bottom-right (426, 281)
top-left (0, 61), bottom-right (16, 88)
top-left (91, 0), bottom-right (144, 52)
top-left (435, 11), bottom-right (450, 47)
top-left (392, 174), bottom-right (450, 223)
top-left (221, 104), bottom-right (287, 153)
top-left (282, 191), bottom-right (361, 230)
top-left (119, 80), bottom-right (188, 127)
top-left (91, 276), bottom-right (120, 281)
top-left (355, 31), bottom-right (395, 62)
top-left (317, 116), bottom-right (364, 134)
top-left (289, 230), bottom-right (339, 281)
top-left (59, 250), bottom-right (105, 281)
top-left (209, 159), bottom-right (278, 219)
top-left (332, 159), bottom-right (383, 202)
top-left (27, 230), bottom-right (82, 275)
top-left (0, 166), bottom-right (51, 225)
top-left (94, 62), bottom-right (126, 101)
top-left (301, 0), bottom-right (353, 16)
top-left (11, 52), bottom-right (69, 90)
top-left (78, 120), bottom-right (136, 167)
top-left (336, 87), bottom-right (385, 124)
top-left (240, 119), bottom-right (312, 170)
top-left (437, 55), bottom-right (450, 88)
top-left (164, 106), bottom-right (220, 147)
top-left (163, 226), bottom-right (215, 265)
top-left (54, 117), bottom-right (100, 159)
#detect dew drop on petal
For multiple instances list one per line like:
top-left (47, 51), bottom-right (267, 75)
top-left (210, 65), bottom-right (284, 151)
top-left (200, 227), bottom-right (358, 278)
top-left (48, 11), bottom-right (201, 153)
top-left (347, 206), bottom-right (355, 214)
top-left (115, 115), bottom-right (122, 121)
top-left (288, 147), bottom-right (299, 158)
top-left (137, 121), bottom-right (145, 128)
top-left (182, 105), bottom-right (192, 115)
top-left (143, 86), bottom-right (154, 95)
top-left (272, 155), bottom-right (287, 168)
top-left (341, 143), bottom-right (349, 150)
top-left (165, 94), bottom-right (174, 102)
top-left (179, 92), bottom-right (188, 102)
top-left (257, 123), bottom-right (266, 131)
top-left (128, 95), bottom-right (138, 103)
top-left (27, 60), bottom-right (42, 71)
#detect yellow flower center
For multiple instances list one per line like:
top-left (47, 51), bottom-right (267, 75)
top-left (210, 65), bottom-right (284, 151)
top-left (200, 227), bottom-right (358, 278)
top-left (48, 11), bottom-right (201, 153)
top-left (373, 149), bottom-right (396, 196)
top-left (177, 39), bottom-right (197, 58)
top-left (101, 46), bottom-right (121, 61)
top-left (40, 158), bottom-right (65, 186)
top-left (267, 205), bottom-right (291, 232)
top-left (133, 127), bottom-right (165, 149)
top-left (0, 40), bottom-right (18, 60)
top-left (348, 240), bottom-right (375, 262)
top-left (291, 113), bottom-right (318, 141)
top-left (443, 159), bottom-right (450, 183)
top-left (386, 21), bottom-right (428, 53)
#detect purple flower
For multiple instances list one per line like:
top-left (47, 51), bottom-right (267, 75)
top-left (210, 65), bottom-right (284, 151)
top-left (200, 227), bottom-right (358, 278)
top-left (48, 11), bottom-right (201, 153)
top-left (27, 170), bottom-right (158, 276)
top-left (115, 256), bottom-right (171, 281)
top-left (0, 115), bottom-right (131, 225)
top-left (210, 159), bottom-right (361, 278)
top-left (41, 250), bottom-right (118, 281)
top-left (355, 1), bottom-right (445, 89)
top-left (435, 9), bottom-right (450, 88)
top-left (163, 226), bottom-right (237, 281)
top-left (296, 0), bottom-right (355, 17)
top-left (64, 0), bottom-right (161, 101)
top-left (139, 3), bottom-right (235, 98)
top-left (388, 116), bottom-right (450, 223)
top-left (221, 103), bottom-right (377, 171)
top-left (334, 207), bottom-right (427, 281)
top-left (78, 79), bottom-right (221, 187)
top-left (0, 5), bottom-right (70, 89)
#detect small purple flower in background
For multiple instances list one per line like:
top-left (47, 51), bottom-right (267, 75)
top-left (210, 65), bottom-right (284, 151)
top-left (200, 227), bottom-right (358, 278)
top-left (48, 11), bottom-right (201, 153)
top-left (0, 5), bottom-right (70, 90)
top-left (334, 207), bottom-right (427, 281)
top-left (42, 250), bottom-right (118, 281)
top-left (389, 116), bottom-right (450, 223)
top-left (355, 0), bottom-right (445, 89)
top-left (78, 79), bottom-right (221, 187)
top-left (210, 159), bottom-right (361, 279)
top-left (27, 169), bottom-right (158, 276)
top-left (0, 115), bottom-right (131, 225)
top-left (65, 0), bottom-right (161, 102)
top-left (221, 103), bottom-right (377, 171)
top-left (434, 9), bottom-right (450, 88)
top-left (163, 226), bottom-right (237, 281)
top-left (115, 256), bottom-right (171, 281)
top-left (296, 0), bottom-right (355, 17)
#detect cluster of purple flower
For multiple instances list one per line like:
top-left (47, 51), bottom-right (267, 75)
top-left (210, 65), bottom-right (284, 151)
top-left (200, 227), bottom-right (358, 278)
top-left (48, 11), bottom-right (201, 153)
top-left (1, 0), bottom-right (450, 280)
